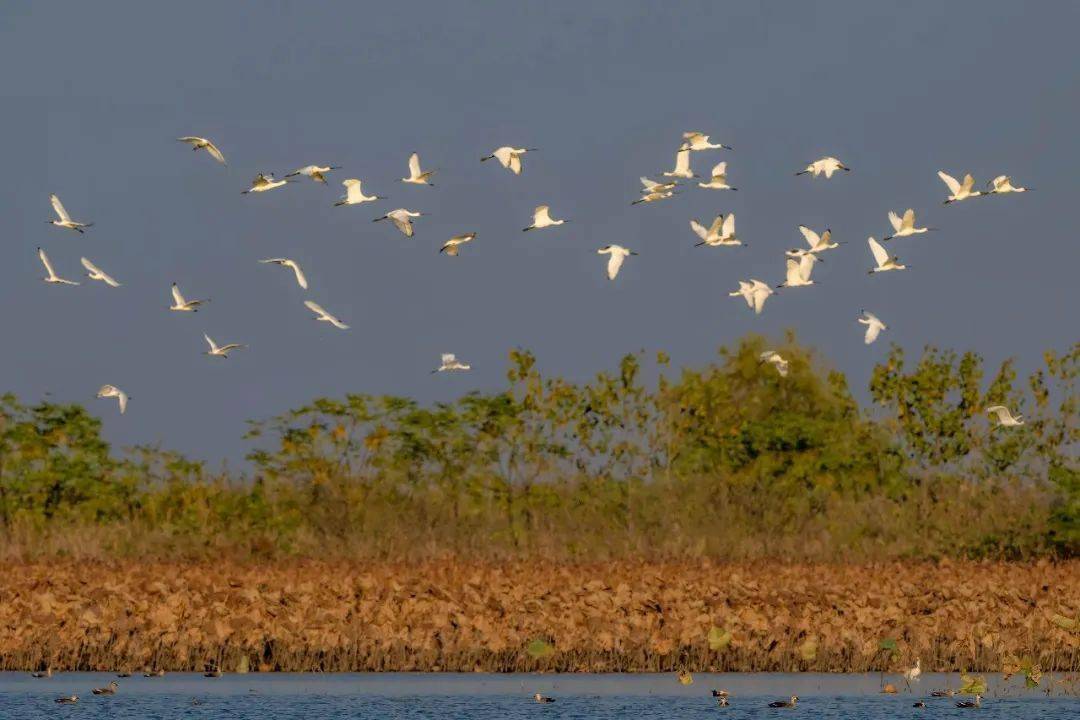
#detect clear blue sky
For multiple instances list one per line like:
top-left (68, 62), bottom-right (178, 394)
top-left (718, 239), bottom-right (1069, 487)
top-left (2, 2), bottom-right (1077, 463)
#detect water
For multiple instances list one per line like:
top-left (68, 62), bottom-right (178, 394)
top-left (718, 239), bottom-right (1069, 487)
top-left (0, 673), bottom-right (1076, 719)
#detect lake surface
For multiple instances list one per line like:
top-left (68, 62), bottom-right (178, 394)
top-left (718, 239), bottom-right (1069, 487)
top-left (0, 672), bottom-right (1076, 719)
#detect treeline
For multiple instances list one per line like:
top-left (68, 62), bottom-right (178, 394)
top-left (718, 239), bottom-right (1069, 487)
top-left (0, 334), bottom-right (1075, 561)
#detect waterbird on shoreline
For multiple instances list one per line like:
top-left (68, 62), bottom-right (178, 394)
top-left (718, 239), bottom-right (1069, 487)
top-left (986, 175), bottom-right (1029, 194)
top-left (433, 353), bottom-right (471, 373)
top-left (986, 405), bottom-right (1024, 427)
top-left (96, 385), bottom-right (128, 415)
top-left (938, 171), bottom-right (983, 204)
top-left (374, 208), bottom-right (423, 236)
top-left (91, 681), bottom-right (118, 695)
top-left (203, 334), bottom-right (246, 358)
top-left (597, 245), bottom-right (637, 280)
top-left (54, 695), bottom-right (78, 704)
top-left (286, 164), bottom-right (342, 184)
top-left (170, 283), bottom-right (208, 312)
top-left (81, 257), bottom-right (121, 287)
top-left (523, 205), bottom-right (566, 232)
top-left (796, 157), bottom-right (849, 178)
top-left (955, 695), bottom-right (982, 708)
top-left (177, 136), bottom-right (226, 164)
top-left (904, 658), bottom-right (922, 689)
top-left (440, 233), bottom-right (477, 256)
top-left (867, 237), bottom-right (906, 273)
top-left (884, 209), bottom-right (934, 241)
top-left (204, 669), bottom-right (223, 678)
top-left (663, 147), bottom-right (696, 179)
top-left (760, 351), bottom-right (789, 377)
top-left (48, 194), bottom-right (93, 233)
top-left (698, 162), bottom-right (736, 190)
top-left (259, 258), bottom-right (308, 289)
top-left (402, 152), bottom-right (435, 186)
top-left (242, 173), bottom-right (289, 194)
top-left (304, 300), bottom-right (349, 330)
top-left (858, 311), bottom-right (887, 345)
top-left (768, 696), bottom-right (798, 708)
top-left (482, 146), bottom-right (536, 175)
top-left (681, 132), bottom-right (731, 151)
top-left (534, 693), bottom-right (555, 703)
top-left (38, 248), bottom-right (79, 286)
top-left (335, 179), bottom-right (385, 206)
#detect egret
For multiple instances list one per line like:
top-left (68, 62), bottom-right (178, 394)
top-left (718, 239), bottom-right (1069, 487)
top-left (681, 131), bottom-right (731, 151)
top-left (597, 244), bottom-right (637, 280)
top-left (663, 147), bottom-right (696, 179)
top-left (986, 405), bottom-right (1025, 427)
top-left (37, 248), bottom-right (79, 286)
top-left (796, 157), bottom-right (849, 178)
top-left (374, 208), bottom-right (423, 237)
top-left (170, 283), bottom-right (208, 312)
top-left (335, 179), bottom-right (385, 206)
top-left (176, 136), bottom-right (226, 164)
top-left (402, 152), bottom-right (435, 186)
top-left (884, 209), bottom-right (934, 240)
top-left (242, 173), bottom-right (289, 194)
top-left (96, 385), bottom-right (128, 415)
top-left (286, 164), bottom-right (342, 183)
top-left (47, 194), bottom-right (92, 233)
top-left (868, 236), bottom-right (907, 273)
top-left (692, 213), bottom-right (742, 247)
top-left (481, 146), bottom-right (536, 175)
top-left (523, 205), bottom-right (566, 231)
top-left (759, 351), bottom-right (789, 377)
top-left (698, 162), bottom-right (736, 190)
top-left (938, 171), bottom-right (983, 203)
top-left (440, 232), bottom-right (477, 256)
top-left (304, 300), bottom-right (349, 329)
top-left (797, 225), bottom-right (840, 253)
top-left (904, 659), bottom-right (922, 690)
top-left (858, 311), bottom-right (887, 344)
top-left (259, 258), bottom-right (308, 289)
top-left (986, 175), bottom-right (1029, 194)
top-left (80, 257), bottom-right (121, 287)
top-left (203, 333), bottom-right (246, 358)
top-left (433, 353), bottom-right (471, 373)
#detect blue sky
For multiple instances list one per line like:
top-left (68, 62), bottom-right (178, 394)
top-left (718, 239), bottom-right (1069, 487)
top-left (2, 2), bottom-right (1077, 462)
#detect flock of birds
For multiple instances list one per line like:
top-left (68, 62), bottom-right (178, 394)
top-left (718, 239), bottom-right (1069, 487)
top-left (39, 131), bottom-right (1030, 428)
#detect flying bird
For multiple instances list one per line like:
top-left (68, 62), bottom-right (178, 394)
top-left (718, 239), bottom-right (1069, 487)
top-left (868, 236), bottom-right (907, 273)
top-left (80, 257), bottom-right (121, 287)
top-left (481, 146), bottom-right (536, 175)
top-left (698, 162), bottom-right (736, 190)
top-left (374, 208), bottom-right (423, 237)
top-left (176, 136), bottom-right (226, 164)
top-left (523, 205), bottom-right (566, 231)
top-left (632, 189), bottom-right (675, 205)
top-left (858, 311), bottom-right (887, 345)
top-left (796, 225), bottom-right (840, 253)
top-left (692, 213), bottom-right (742, 247)
top-left (986, 175), bottom-right (1029, 194)
top-left (681, 131), bottom-right (731, 151)
top-left (663, 147), bottom-right (696, 179)
top-left (884, 209), bottom-right (933, 240)
top-left (796, 157), bottom-right (849, 178)
top-left (286, 164), bottom-right (342, 183)
top-left (37, 247), bottom-right (79, 286)
top-left (640, 177), bottom-right (678, 194)
top-left (203, 334), bottom-right (246, 358)
top-left (335, 179), bottom-right (385, 206)
top-left (759, 351), bottom-right (789, 377)
top-left (242, 173), bottom-right (289, 194)
top-left (433, 353), bottom-right (471, 373)
top-left (597, 245), bottom-right (637, 280)
top-left (304, 300), bottom-right (349, 329)
top-left (96, 385), bottom-right (128, 415)
top-left (986, 405), bottom-right (1025, 427)
top-left (777, 254), bottom-right (819, 288)
top-left (440, 232), bottom-right (477, 256)
top-left (938, 171), bottom-right (983, 204)
top-left (730, 279), bottom-right (773, 314)
top-left (259, 258), bottom-right (308, 289)
top-left (170, 283), bottom-right (208, 312)
top-left (48, 194), bottom-right (92, 233)
top-left (402, 152), bottom-right (435, 186)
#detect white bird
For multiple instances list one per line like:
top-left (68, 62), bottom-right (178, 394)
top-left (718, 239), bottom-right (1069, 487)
top-left (796, 157), bottom-right (850, 178)
top-left (796, 225), bottom-right (840, 253)
top-left (698, 162), bottom-right (737, 190)
top-left (481, 146), bottom-right (536, 175)
top-left (176, 136), bottom-right (226, 164)
top-left (632, 189), bottom-right (675, 205)
top-left (904, 659), bottom-right (922, 689)
top-left (730, 279), bottom-right (773, 315)
top-left (170, 283), bottom-right (208, 312)
top-left (884, 209), bottom-right (934, 241)
top-left (597, 245), bottom-right (637, 280)
top-left (759, 351), bottom-right (789, 377)
top-left (203, 333), bottom-right (245, 358)
top-left (440, 232), bottom-right (477, 256)
top-left (729, 281), bottom-right (755, 309)
top-left (663, 147), bottom-right (696, 179)
top-left (242, 173), bottom-right (289, 194)
top-left (523, 205), bottom-right (566, 232)
top-left (640, 177), bottom-right (678, 193)
top-left (938, 171), bottom-right (983, 204)
top-left (374, 208), bottom-right (423, 237)
top-left (681, 131), bottom-right (731, 151)
top-left (96, 385), bottom-right (128, 414)
top-left (286, 164), bottom-right (342, 183)
top-left (692, 213), bottom-right (742, 247)
top-left (433, 353), bottom-right (471, 373)
top-left (335, 179), bottom-right (385, 206)
top-left (402, 152), bottom-right (435, 186)
top-left (986, 405), bottom-right (1025, 427)
top-left (259, 258), bottom-right (308, 289)
top-left (47, 194), bottom-right (92, 233)
top-left (867, 236), bottom-right (907, 273)
top-left (37, 248), bottom-right (79, 286)
top-left (80, 257), bottom-right (121, 287)
top-left (304, 300), bottom-right (349, 330)
top-left (777, 254), bottom-right (819, 288)
top-left (986, 175), bottom-right (1029, 194)
top-left (858, 310), bottom-right (887, 345)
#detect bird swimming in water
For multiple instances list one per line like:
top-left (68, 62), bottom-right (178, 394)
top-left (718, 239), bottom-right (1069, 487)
top-left (768, 696), bottom-right (798, 708)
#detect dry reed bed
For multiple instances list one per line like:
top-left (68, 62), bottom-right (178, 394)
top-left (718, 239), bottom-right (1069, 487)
top-left (2, 560), bottom-right (1078, 673)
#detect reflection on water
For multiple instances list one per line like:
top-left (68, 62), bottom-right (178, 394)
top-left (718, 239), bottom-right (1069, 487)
top-left (0, 673), bottom-right (1076, 719)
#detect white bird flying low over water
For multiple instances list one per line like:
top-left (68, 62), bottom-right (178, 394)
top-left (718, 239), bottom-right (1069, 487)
top-left (884, 209), bottom-right (934, 240)
top-left (440, 232), bottom-right (476, 256)
top-left (597, 244), bottom-right (637, 280)
top-left (176, 136), bottom-right (226, 164)
top-left (796, 225), bottom-right (840, 253)
top-left (433, 353), bottom-right (471, 373)
top-left (259, 258), bottom-right (308, 289)
top-left (938, 171), bottom-right (983, 204)
top-left (402, 152), bottom-right (435, 186)
top-left (523, 205), bottom-right (567, 231)
top-left (681, 131), bottom-right (732, 151)
top-left (203, 333), bottom-right (246, 358)
top-left (80, 257), bottom-right (121, 287)
top-left (663, 147), bottom-right (696, 179)
top-left (796, 157), bottom-right (850, 178)
top-left (868, 236), bottom-right (907, 273)
top-left (170, 283), bottom-right (208, 312)
top-left (777, 254), bottom-right (819, 288)
top-left (692, 213), bottom-right (742, 247)
top-left (986, 175), bottom-right (1030, 194)
top-left (286, 164), bottom-right (342, 183)
top-left (698, 162), bottom-right (736, 190)
top-left (37, 248), bottom-right (79, 286)
top-left (374, 208), bottom-right (424, 237)
top-left (858, 310), bottom-right (887, 344)
top-left (242, 173), bottom-right (289, 194)
top-left (335, 179), bottom-right (385, 206)
top-left (759, 351), bottom-right (789, 377)
top-left (48, 194), bottom-right (92, 233)
top-left (304, 300), bottom-right (349, 329)
top-left (481, 146), bottom-right (536, 175)
top-left (730, 279), bottom-right (773, 314)
top-left (986, 405), bottom-right (1025, 427)
top-left (96, 384), bottom-right (128, 414)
